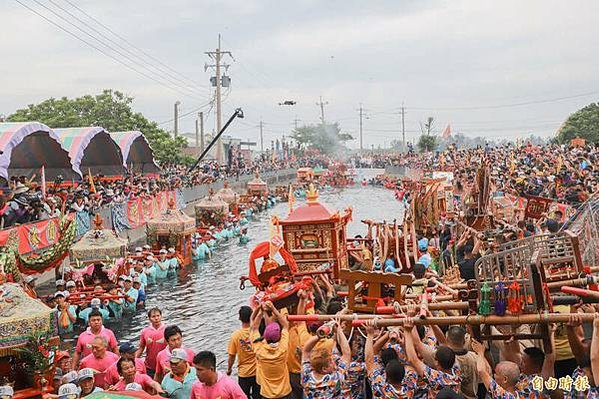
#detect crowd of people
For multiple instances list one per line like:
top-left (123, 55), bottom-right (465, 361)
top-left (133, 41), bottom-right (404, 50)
top-left (1, 140), bottom-right (598, 399)
top-left (361, 142), bottom-right (597, 206)
top-left (0, 151), bottom-right (334, 229)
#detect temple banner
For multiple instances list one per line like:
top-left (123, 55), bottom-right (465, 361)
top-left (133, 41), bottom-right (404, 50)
top-left (0, 190), bottom-right (180, 254)
top-left (125, 190), bottom-right (178, 229)
top-left (0, 216), bottom-right (67, 254)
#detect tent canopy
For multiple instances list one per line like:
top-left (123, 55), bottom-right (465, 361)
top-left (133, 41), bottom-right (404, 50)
top-left (54, 127), bottom-right (125, 177)
top-left (110, 131), bottom-right (160, 174)
top-left (0, 122), bottom-right (78, 182)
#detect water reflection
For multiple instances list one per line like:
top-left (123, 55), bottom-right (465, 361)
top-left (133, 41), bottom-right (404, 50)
top-left (110, 183), bottom-right (403, 366)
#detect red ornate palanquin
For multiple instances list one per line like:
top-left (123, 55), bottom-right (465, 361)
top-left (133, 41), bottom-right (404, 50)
top-left (278, 185), bottom-right (351, 278)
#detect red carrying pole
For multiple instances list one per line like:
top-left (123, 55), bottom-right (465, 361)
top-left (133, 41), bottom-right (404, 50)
top-left (561, 286), bottom-right (599, 300)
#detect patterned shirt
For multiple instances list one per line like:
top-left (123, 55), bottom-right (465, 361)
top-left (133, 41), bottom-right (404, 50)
top-left (565, 367), bottom-right (597, 399)
top-left (368, 357), bottom-right (418, 399)
top-left (422, 365), bottom-right (462, 399)
top-left (342, 361), bottom-right (365, 399)
top-left (301, 358), bottom-right (347, 399)
top-left (385, 342), bottom-right (409, 365)
top-left (489, 379), bottom-right (522, 399)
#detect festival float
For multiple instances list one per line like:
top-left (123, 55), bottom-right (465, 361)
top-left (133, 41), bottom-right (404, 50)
top-left (217, 181), bottom-right (239, 213)
top-left (288, 178), bottom-right (599, 355)
top-left (194, 188), bottom-right (229, 227)
top-left (246, 172), bottom-right (268, 196)
top-left (0, 276), bottom-right (59, 397)
top-left (278, 184), bottom-right (352, 277)
top-left (296, 167), bottom-right (314, 183)
top-left (324, 163), bottom-right (355, 187)
top-left (146, 199), bottom-right (195, 267)
top-left (68, 214), bottom-right (128, 285)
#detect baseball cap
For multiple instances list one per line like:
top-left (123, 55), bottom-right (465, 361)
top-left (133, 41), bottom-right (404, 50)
top-left (169, 348), bottom-right (188, 364)
top-left (66, 281), bottom-right (76, 288)
top-left (168, 248), bottom-right (175, 253)
top-left (123, 276), bottom-right (132, 282)
top-left (125, 383), bottom-right (142, 392)
top-left (159, 249), bottom-right (167, 254)
top-left (61, 371), bottom-right (79, 384)
top-left (264, 322), bottom-right (281, 343)
top-left (54, 291), bottom-right (65, 299)
top-left (132, 277), bottom-right (142, 284)
top-left (54, 350), bottom-right (70, 364)
top-left (119, 342), bottom-right (137, 354)
top-left (58, 383), bottom-right (80, 399)
top-left (134, 247), bottom-right (143, 253)
top-left (90, 298), bottom-right (101, 307)
top-left (76, 368), bottom-right (96, 383)
top-left (418, 238), bottom-right (429, 251)
top-left (0, 385), bottom-right (14, 399)
top-left (143, 245), bottom-right (151, 250)
top-left (55, 279), bottom-right (66, 286)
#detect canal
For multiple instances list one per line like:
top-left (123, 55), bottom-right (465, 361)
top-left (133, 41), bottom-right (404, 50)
top-left (110, 175), bottom-right (404, 367)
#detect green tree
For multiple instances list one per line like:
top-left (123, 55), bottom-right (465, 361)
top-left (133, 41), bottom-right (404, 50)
top-left (291, 122), bottom-right (353, 154)
top-left (7, 90), bottom-right (190, 164)
top-left (556, 102), bottom-right (599, 144)
top-left (418, 116), bottom-right (437, 152)
top-left (418, 134), bottom-right (437, 152)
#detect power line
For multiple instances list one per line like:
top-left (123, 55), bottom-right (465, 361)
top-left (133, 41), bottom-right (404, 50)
top-left (32, 0), bottom-right (205, 100)
top-left (61, 0), bottom-right (205, 90)
top-left (408, 90), bottom-right (599, 111)
top-left (14, 0), bottom-right (205, 101)
top-left (49, 0), bottom-right (209, 94)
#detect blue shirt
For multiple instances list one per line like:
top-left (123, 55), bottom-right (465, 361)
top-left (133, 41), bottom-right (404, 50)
top-left (154, 260), bottom-right (169, 279)
top-left (161, 367), bottom-right (197, 399)
top-left (79, 306), bottom-right (110, 324)
top-left (57, 304), bottom-right (78, 334)
top-left (123, 287), bottom-right (139, 312)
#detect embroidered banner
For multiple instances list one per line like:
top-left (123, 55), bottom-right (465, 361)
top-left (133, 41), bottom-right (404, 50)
top-left (0, 190), bottom-right (183, 254)
top-left (0, 217), bottom-right (66, 254)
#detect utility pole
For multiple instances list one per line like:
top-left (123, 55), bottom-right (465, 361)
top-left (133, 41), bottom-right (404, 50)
top-left (205, 34), bottom-right (232, 163)
top-left (293, 116), bottom-right (301, 130)
top-left (401, 102), bottom-right (406, 150)
top-left (316, 96), bottom-right (328, 124)
top-left (259, 119), bottom-right (264, 152)
top-left (359, 103), bottom-right (364, 152)
top-left (195, 116), bottom-right (199, 148)
top-left (199, 111), bottom-right (205, 152)
top-left (174, 101), bottom-right (181, 138)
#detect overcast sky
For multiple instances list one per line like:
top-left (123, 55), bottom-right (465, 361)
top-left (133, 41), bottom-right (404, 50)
top-left (1, 0), bottom-right (598, 148)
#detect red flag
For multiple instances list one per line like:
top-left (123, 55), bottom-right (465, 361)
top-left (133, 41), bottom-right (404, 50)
top-left (441, 124), bottom-right (451, 139)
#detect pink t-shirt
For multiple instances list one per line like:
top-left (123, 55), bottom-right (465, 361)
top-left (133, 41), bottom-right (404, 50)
top-left (106, 358), bottom-right (147, 385)
top-left (190, 372), bottom-right (247, 399)
top-left (79, 351), bottom-right (119, 389)
top-left (155, 346), bottom-right (195, 378)
top-left (139, 324), bottom-right (167, 371)
top-left (76, 326), bottom-right (118, 358)
top-left (113, 373), bottom-right (155, 391)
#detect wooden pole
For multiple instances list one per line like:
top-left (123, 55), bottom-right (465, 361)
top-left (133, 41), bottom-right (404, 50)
top-left (350, 312), bottom-right (596, 327)
top-left (377, 302), bottom-right (469, 313)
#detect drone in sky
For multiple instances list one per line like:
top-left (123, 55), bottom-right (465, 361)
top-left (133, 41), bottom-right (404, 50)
top-left (278, 100), bottom-right (296, 106)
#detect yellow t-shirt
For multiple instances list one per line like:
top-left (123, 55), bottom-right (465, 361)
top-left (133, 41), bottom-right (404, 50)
top-left (553, 305), bottom-right (575, 361)
top-left (251, 329), bottom-right (292, 398)
top-left (227, 327), bottom-right (257, 377)
top-left (287, 323), bottom-right (311, 374)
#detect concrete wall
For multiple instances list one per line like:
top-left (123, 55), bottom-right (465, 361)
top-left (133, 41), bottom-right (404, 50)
top-left (107, 168), bottom-right (297, 245)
